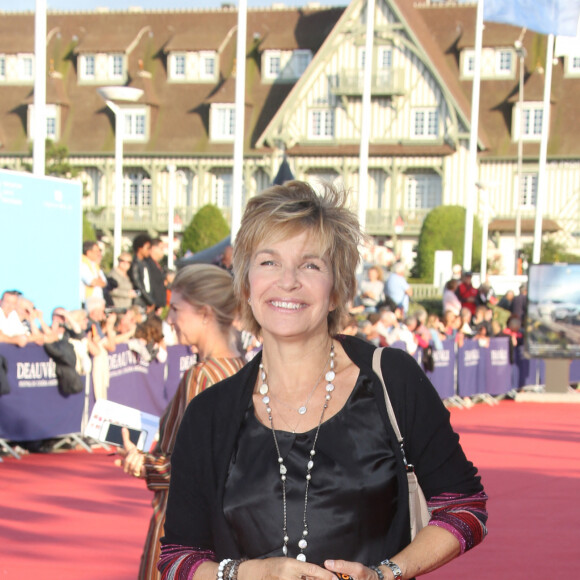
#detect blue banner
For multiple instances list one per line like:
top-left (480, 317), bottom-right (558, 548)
top-left (457, 341), bottom-right (481, 397)
top-left (484, 0), bottom-right (580, 37)
top-left (0, 169), bottom-right (82, 316)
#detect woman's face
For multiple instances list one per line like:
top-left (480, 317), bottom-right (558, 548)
top-left (247, 229), bottom-right (335, 343)
top-left (167, 290), bottom-right (204, 346)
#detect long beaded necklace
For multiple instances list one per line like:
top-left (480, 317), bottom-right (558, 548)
top-left (259, 343), bottom-right (336, 562)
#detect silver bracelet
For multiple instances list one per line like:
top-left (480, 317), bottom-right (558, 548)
top-left (379, 559), bottom-right (403, 580)
top-left (370, 566), bottom-right (384, 580)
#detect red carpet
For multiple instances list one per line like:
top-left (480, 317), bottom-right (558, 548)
top-left (2, 401), bottom-right (580, 579)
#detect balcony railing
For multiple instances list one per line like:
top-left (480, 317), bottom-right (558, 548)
top-left (364, 208), bottom-right (430, 236)
top-left (86, 205), bottom-right (232, 233)
top-left (329, 68), bottom-right (405, 97)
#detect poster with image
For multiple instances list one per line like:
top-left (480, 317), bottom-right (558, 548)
top-left (525, 263), bottom-right (580, 358)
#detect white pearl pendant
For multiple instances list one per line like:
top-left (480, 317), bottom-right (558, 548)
top-left (297, 553), bottom-right (307, 562)
top-left (298, 406), bottom-right (307, 415)
top-left (298, 538), bottom-right (308, 549)
top-left (259, 383), bottom-right (269, 395)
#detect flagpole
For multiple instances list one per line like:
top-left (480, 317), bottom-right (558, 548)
top-left (532, 34), bottom-right (554, 264)
top-left (230, 0), bottom-right (247, 244)
top-left (463, 0), bottom-right (484, 272)
top-left (33, 0), bottom-right (47, 176)
top-left (358, 0), bottom-right (375, 232)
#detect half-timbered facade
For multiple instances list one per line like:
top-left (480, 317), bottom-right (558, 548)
top-left (0, 1), bottom-right (578, 274)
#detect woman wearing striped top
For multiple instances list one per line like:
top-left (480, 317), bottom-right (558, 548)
top-left (116, 264), bottom-right (245, 580)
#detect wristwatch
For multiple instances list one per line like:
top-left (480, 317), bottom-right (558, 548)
top-left (380, 559), bottom-right (403, 580)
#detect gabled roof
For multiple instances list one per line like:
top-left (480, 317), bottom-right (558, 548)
top-left (0, 7), bottom-right (342, 157)
top-left (420, 1), bottom-right (580, 159)
top-left (256, 0), bottom-right (489, 153)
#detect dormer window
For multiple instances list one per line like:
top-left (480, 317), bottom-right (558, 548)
top-left (262, 49), bottom-right (312, 82)
top-left (78, 53), bottom-right (126, 84)
top-left (110, 54), bottom-right (124, 79)
top-left (308, 108), bottom-right (334, 139)
top-left (28, 104), bottom-right (59, 141)
top-left (461, 48), bottom-right (515, 79)
top-left (565, 54), bottom-right (580, 77)
top-left (210, 104), bottom-right (236, 141)
top-left (168, 50), bottom-right (218, 83)
top-left (122, 106), bottom-right (148, 141)
top-left (81, 54), bottom-right (95, 79)
top-left (0, 55), bottom-right (5, 81)
top-left (19, 54), bottom-right (34, 80)
top-left (513, 102), bottom-right (543, 141)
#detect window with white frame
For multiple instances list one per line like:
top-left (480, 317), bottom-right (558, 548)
top-left (513, 102), bottom-right (543, 141)
top-left (412, 108), bottom-right (439, 139)
top-left (214, 172), bottom-right (232, 208)
top-left (199, 51), bottom-right (217, 80)
top-left (406, 173), bottom-right (442, 210)
top-left (308, 109), bottom-right (334, 139)
top-left (378, 46), bottom-right (393, 70)
top-left (496, 49), bottom-right (513, 75)
top-left (211, 104), bottom-right (236, 141)
top-left (19, 54), bottom-right (34, 80)
top-left (264, 51), bottom-right (282, 80)
top-left (462, 49), bottom-right (476, 77)
top-left (80, 54), bottom-right (96, 79)
top-left (0, 55), bottom-right (6, 81)
top-left (109, 54), bottom-right (124, 79)
top-left (171, 53), bottom-right (186, 79)
top-left (289, 49), bottom-right (311, 78)
top-left (28, 104), bottom-right (59, 141)
top-left (566, 54), bottom-right (580, 76)
top-left (518, 172), bottom-right (538, 208)
top-left (126, 171), bottom-right (152, 207)
top-left (123, 107), bottom-right (147, 141)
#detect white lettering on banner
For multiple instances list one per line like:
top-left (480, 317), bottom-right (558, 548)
top-left (491, 349), bottom-right (508, 366)
top-left (179, 355), bottom-right (197, 372)
top-left (464, 349), bottom-right (480, 367)
top-left (17, 360), bottom-right (57, 380)
top-left (16, 360), bottom-right (58, 387)
top-left (108, 349), bottom-right (150, 378)
top-left (433, 349), bottom-right (450, 367)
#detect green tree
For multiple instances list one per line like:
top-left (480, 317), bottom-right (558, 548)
top-left (181, 204), bottom-right (230, 256)
top-left (521, 236), bottom-right (580, 265)
top-left (26, 140), bottom-right (96, 241)
top-left (414, 205), bottom-right (482, 281)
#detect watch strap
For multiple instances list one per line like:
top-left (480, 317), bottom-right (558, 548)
top-left (380, 559), bottom-right (403, 580)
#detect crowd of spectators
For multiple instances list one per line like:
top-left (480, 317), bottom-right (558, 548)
top-left (348, 263), bottom-right (528, 365)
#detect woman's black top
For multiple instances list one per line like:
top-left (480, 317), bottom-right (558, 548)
top-left (223, 374), bottom-right (399, 566)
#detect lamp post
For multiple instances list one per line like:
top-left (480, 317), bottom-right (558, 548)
top-left (514, 37), bottom-right (527, 275)
top-left (97, 86), bottom-right (143, 265)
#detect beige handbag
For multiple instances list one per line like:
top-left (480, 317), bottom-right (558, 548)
top-left (372, 347), bottom-right (431, 540)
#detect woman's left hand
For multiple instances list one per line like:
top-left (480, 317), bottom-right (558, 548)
top-left (324, 559), bottom-right (379, 580)
top-left (114, 427), bottom-right (145, 478)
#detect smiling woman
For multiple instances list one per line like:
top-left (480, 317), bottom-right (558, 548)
top-left (160, 181), bottom-right (488, 580)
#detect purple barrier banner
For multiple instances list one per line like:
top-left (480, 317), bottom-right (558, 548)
top-left (570, 360), bottom-right (580, 383)
top-left (0, 344), bottom-right (84, 441)
top-left (425, 339), bottom-right (455, 399)
top-left (165, 345), bottom-right (197, 402)
top-left (457, 340), bottom-right (482, 397)
top-left (483, 337), bottom-right (512, 396)
top-left (88, 344), bottom-right (197, 417)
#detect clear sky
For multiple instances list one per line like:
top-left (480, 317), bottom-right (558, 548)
top-left (3, 0), bottom-right (348, 12)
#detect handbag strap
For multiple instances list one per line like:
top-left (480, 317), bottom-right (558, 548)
top-left (372, 347), bottom-right (413, 470)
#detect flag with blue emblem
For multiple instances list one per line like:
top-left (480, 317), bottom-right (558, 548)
top-left (483, 0), bottom-right (580, 37)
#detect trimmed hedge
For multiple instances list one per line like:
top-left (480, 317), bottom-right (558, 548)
top-left (415, 205), bottom-right (482, 281)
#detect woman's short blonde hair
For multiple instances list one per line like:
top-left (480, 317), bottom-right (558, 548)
top-left (233, 180), bottom-right (365, 337)
top-left (171, 264), bottom-right (238, 331)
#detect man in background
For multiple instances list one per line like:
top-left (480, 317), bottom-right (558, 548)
top-left (80, 241), bottom-right (107, 306)
top-left (130, 234), bottom-right (155, 312)
top-left (147, 238), bottom-right (167, 312)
